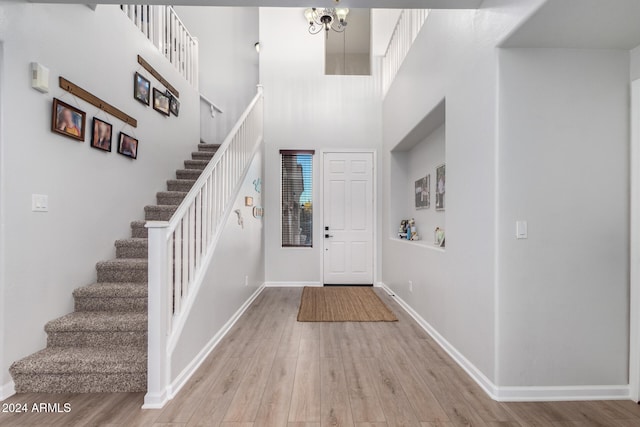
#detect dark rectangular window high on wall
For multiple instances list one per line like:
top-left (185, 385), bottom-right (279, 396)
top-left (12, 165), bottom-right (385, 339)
top-left (281, 150), bottom-right (314, 247)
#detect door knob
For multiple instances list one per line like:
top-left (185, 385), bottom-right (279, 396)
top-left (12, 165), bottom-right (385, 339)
top-left (325, 234), bottom-right (334, 238)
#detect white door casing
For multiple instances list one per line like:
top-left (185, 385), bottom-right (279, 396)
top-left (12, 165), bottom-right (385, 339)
top-left (323, 152), bottom-right (374, 285)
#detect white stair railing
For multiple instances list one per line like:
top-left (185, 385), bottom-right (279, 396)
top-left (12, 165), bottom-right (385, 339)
top-left (381, 9), bottom-right (430, 97)
top-left (144, 88), bottom-right (263, 408)
top-left (120, 5), bottom-right (199, 88)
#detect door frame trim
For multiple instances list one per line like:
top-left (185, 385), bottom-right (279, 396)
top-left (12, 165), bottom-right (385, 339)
top-left (319, 149), bottom-right (377, 286)
top-left (630, 79), bottom-right (640, 402)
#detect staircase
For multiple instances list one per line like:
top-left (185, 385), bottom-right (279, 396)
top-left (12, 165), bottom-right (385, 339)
top-left (9, 143), bottom-right (219, 394)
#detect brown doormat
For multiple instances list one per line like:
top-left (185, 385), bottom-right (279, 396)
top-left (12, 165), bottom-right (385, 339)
top-left (297, 286), bottom-right (398, 322)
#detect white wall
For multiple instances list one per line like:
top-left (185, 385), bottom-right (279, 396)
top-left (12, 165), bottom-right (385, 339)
top-left (171, 148), bottom-right (264, 379)
top-left (259, 8), bottom-right (382, 285)
top-left (497, 48), bottom-right (630, 387)
top-left (382, 0), bottom-right (545, 383)
top-left (405, 124), bottom-right (446, 239)
top-left (174, 6), bottom-right (259, 144)
top-left (371, 9), bottom-right (402, 57)
top-left (0, 3), bottom-right (200, 389)
top-left (631, 44), bottom-right (640, 81)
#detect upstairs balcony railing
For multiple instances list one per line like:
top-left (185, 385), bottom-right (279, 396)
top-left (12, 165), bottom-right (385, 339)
top-left (381, 9), bottom-right (430, 97)
top-left (121, 5), bottom-right (199, 88)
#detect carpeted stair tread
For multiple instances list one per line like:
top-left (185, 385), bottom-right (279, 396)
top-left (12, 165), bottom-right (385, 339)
top-left (144, 204), bottom-right (178, 221)
top-left (45, 312), bottom-right (147, 333)
top-left (167, 179), bottom-right (197, 192)
top-left (130, 220), bottom-right (147, 238)
top-left (115, 238), bottom-right (148, 259)
top-left (191, 151), bottom-right (214, 160)
top-left (10, 347), bottom-right (146, 375)
top-left (73, 282), bottom-right (148, 298)
top-left (198, 143), bottom-right (221, 152)
top-left (176, 169), bottom-right (202, 180)
top-left (96, 258), bottom-right (148, 283)
top-left (157, 191), bottom-right (188, 206)
top-left (184, 160), bottom-right (209, 170)
top-left (73, 283), bottom-right (147, 312)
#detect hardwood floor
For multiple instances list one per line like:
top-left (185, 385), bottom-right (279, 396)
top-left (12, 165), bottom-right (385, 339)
top-left (2, 287), bottom-right (640, 426)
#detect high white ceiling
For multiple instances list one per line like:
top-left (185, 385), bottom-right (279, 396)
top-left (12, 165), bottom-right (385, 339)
top-left (501, 0), bottom-right (640, 49)
top-left (49, 0), bottom-right (482, 8)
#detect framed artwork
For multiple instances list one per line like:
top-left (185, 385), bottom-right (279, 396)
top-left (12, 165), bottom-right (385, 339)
top-left (436, 164), bottom-right (446, 211)
top-left (90, 118), bottom-right (112, 152)
top-left (415, 175), bottom-right (430, 209)
top-left (153, 88), bottom-right (170, 116)
top-left (169, 93), bottom-right (180, 117)
top-left (51, 98), bottom-right (86, 141)
top-left (134, 73), bottom-right (151, 106)
top-left (118, 132), bottom-right (138, 159)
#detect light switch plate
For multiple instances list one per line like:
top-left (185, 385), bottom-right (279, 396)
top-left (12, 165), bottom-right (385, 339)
top-left (32, 194), bottom-right (48, 212)
top-left (516, 220), bottom-right (527, 239)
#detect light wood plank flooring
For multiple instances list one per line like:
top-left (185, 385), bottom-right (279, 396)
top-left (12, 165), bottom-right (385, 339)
top-left (1, 287), bottom-right (640, 426)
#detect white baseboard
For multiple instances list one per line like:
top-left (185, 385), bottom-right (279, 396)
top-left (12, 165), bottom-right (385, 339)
top-left (0, 381), bottom-right (15, 401)
top-left (378, 283), bottom-right (631, 402)
top-left (494, 385), bottom-right (630, 402)
top-left (264, 281), bottom-right (322, 287)
top-left (143, 283), bottom-right (266, 409)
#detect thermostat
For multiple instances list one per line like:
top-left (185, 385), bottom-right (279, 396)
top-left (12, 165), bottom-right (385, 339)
top-left (31, 62), bottom-right (50, 93)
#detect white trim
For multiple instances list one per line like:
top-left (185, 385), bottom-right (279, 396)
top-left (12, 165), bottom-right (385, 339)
top-left (264, 281), bottom-right (322, 287)
top-left (167, 140), bottom-right (262, 354)
top-left (494, 385), bottom-right (630, 402)
top-left (379, 283), bottom-right (631, 402)
top-left (0, 381), bottom-right (15, 401)
top-left (143, 283), bottom-right (266, 409)
top-left (320, 149), bottom-right (378, 286)
top-left (630, 78), bottom-right (640, 403)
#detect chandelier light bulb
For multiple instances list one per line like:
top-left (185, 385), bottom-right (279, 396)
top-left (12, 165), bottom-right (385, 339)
top-left (304, 8), bottom-right (315, 24)
top-left (335, 8), bottom-right (349, 23)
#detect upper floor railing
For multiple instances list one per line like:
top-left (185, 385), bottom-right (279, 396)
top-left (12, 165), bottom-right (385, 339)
top-left (144, 87), bottom-right (263, 408)
top-left (121, 5), bottom-right (199, 88)
top-left (381, 9), bottom-right (430, 97)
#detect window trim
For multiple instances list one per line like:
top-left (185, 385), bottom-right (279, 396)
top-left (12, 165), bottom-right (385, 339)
top-left (280, 149), bottom-right (315, 249)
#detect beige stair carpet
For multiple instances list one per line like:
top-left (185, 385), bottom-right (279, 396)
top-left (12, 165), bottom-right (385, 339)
top-left (9, 143), bottom-right (220, 394)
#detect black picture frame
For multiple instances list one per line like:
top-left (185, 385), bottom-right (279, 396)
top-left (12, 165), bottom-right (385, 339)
top-left (118, 132), bottom-right (138, 159)
top-left (51, 98), bottom-right (86, 142)
top-left (134, 72), bottom-right (151, 106)
top-left (90, 117), bottom-right (112, 152)
top-left (153, 88), bottom-right (170, 116)
top-left (169, 92), bottom-right (180, 117)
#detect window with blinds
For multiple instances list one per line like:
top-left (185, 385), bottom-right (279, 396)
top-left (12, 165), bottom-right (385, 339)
top-left (281, 150), bottom-right (314, 247)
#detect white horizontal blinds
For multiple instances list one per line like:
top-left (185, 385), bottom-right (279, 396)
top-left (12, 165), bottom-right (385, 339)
top-left (281, 150), bottom-right (315, 247)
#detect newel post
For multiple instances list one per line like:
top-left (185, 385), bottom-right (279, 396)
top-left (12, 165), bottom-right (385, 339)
top-left (143, 221), bottom-right (171, 408)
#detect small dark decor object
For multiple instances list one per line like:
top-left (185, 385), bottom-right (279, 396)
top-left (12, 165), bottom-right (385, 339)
top-left (52, 98), bottom-right (86, 141)
top-left (168, 91), bottom-right (180, 117)
top-left (153, 88), bottom-right (170, 116)
top-left (134, 72), bottom-right (151, 106)
top-left (91, 118), bottom-right (112, 152)
top-left (118, 132), bottom-right (138, 159)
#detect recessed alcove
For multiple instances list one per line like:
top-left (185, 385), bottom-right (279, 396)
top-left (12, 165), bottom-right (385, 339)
top-left (389, 98), bottom-right (446, 248)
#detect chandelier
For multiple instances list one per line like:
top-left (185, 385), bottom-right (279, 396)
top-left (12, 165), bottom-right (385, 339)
top-left (304, 7), bottom-right (349, 37)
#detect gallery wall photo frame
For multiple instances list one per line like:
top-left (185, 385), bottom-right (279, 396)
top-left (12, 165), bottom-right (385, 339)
top-left (134, 72), bottom-right (151, 106)
top-left (436, 163), bottom-right (446, 211)
top-left (169, 91), bottom-right (180, 117)
top-left (118, 132), bottom-right (138, 159)
top-left (153, 88), bottom-right (170, 116)
top-left (415, 174), bottom-right (430, 209)
top-left (51, 98), bottom-right (86, 142)
top-left (90, 117), bottom-right (112, 152)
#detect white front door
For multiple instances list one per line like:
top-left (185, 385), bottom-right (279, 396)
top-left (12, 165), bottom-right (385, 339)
top-left (323, 152), bottom-right (374, 285)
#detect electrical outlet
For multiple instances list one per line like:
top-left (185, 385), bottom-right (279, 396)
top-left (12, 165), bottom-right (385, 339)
top-left (245, 275), bottom-right (249, 287)
top-left (409, 280), bottom-right (413, 292)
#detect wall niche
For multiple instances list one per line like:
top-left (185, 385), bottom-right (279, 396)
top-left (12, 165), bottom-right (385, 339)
top-left (389, 98), bottom-right (446, 248)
